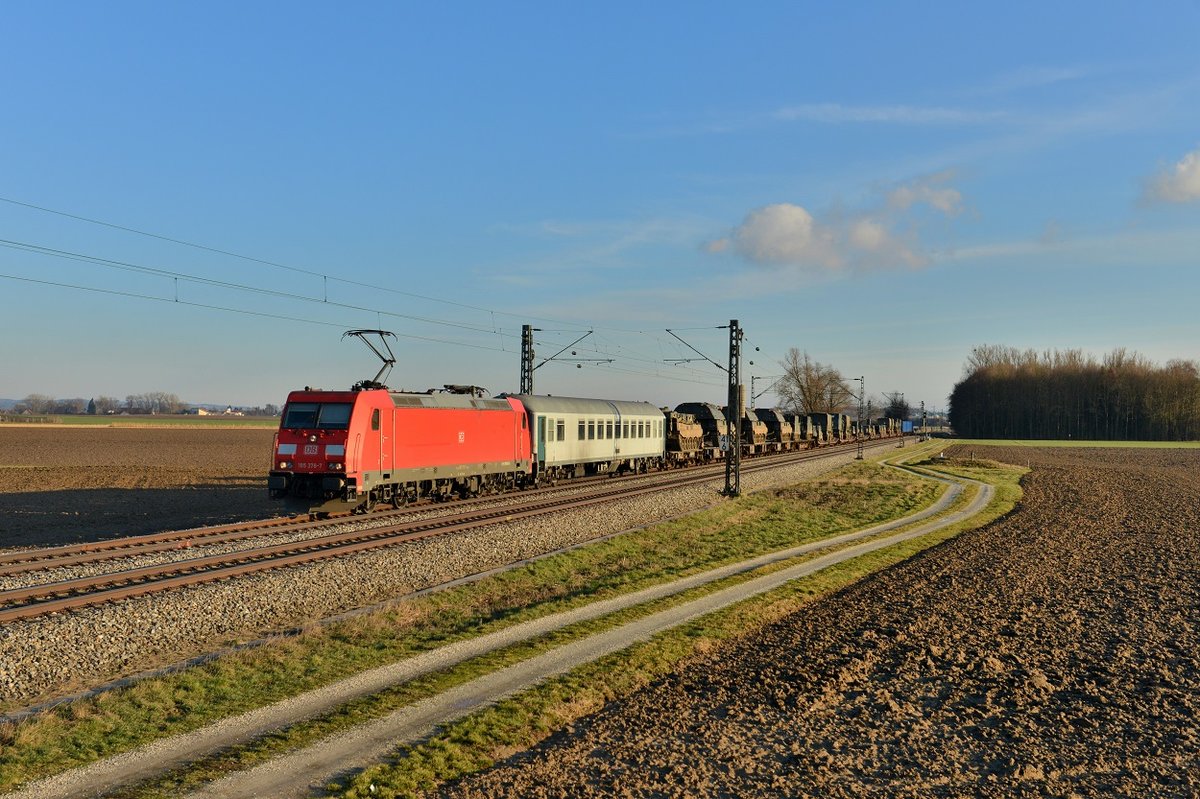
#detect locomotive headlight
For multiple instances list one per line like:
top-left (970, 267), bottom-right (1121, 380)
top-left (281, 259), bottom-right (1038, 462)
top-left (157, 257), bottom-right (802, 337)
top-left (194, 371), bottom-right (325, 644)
top-left (278, 460), bottom-right (294, 469)
top-left (327, 462), bottom-right (344, 471)
top-left (308, 434), bottom-right (318, 443)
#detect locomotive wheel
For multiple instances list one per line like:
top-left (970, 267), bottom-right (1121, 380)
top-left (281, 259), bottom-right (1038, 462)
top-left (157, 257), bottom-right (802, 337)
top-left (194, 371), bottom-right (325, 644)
top-left (390, 490), bottom-right (404, 509)
top-left (361, 493), bottom-right (377, 513)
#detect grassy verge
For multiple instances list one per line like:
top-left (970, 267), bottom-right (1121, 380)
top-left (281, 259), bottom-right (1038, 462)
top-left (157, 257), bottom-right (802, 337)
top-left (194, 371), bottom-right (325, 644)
top-left (331, 450), bottom-right (1025, 798)
top-left (0, 446), bottom-right (977, 795)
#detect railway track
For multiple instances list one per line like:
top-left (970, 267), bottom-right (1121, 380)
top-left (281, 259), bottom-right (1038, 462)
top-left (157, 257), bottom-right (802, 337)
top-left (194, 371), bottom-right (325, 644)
top-left (0, 439), bottom-right (901, 623)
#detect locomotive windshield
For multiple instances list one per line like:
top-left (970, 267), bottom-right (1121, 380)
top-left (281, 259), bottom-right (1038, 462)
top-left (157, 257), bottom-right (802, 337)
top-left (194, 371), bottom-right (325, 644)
top-left (282, 402), bottom-right (353, 430)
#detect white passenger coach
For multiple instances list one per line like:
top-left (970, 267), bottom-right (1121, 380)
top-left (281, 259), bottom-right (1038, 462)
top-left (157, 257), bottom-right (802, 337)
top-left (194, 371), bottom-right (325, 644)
top-left (512, 395), bottom-right (666, 482)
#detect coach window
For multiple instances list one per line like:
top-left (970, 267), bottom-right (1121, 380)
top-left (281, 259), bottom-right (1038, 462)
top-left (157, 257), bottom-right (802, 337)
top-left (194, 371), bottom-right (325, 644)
top-left (587, 420), bottom-right (595, 440)
top-left (371, 409), bottom-right (380, 431)
top-left (606, 421), bottom-right (613, 439)
top-left (556, 419), bottom-right (565, 440)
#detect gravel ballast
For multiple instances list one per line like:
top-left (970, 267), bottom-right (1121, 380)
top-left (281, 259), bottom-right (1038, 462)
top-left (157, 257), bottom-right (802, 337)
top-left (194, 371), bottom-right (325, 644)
top-left (0, 447), bottom-right (880, 710)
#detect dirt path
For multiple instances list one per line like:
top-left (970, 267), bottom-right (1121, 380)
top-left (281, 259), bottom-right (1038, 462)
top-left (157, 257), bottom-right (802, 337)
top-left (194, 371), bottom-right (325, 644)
top-left (442, 446), bottom-right (1200, 798)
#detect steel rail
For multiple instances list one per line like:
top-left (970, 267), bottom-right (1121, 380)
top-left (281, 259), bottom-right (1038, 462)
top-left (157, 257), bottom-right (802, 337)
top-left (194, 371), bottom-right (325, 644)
top-left (0, 439), bottom-right (863, 576)
top-left (0, 439), bottom-right (900, 623)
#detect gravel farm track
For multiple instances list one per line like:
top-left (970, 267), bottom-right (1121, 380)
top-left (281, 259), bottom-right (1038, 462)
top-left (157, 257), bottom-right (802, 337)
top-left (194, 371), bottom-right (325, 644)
top-left (441, 445), bottom-right (1200, 799)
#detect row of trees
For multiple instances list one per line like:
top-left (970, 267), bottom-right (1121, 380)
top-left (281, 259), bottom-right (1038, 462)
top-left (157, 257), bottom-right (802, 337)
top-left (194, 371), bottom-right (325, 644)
top-left (774, 348), bottom-right (911, 420)
top-left (949, 345), bottom-right (1200, 440)
top-left (11, 393), bottom-right (281, 416)
top-left (15, 393), bottom-right (186, 415)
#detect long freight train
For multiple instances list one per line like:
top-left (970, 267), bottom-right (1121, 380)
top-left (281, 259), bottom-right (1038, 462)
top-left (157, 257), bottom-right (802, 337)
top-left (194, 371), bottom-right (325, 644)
top-left (268, 385), bottom-right (899, 515)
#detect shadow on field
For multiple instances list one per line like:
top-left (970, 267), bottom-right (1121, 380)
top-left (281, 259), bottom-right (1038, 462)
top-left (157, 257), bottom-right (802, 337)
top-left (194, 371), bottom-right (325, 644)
top-left (0, 483), bottom-right (286, 548)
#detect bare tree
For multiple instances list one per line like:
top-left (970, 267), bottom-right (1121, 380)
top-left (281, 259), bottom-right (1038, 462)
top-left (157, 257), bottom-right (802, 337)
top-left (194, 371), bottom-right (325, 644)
top-left (20, 394), bottom-right (55, 414)
top-left (777, 348), bottom-right (853, 414)
top-left (124, 392), bottom-right (184, 414)
top-left (53, 397), bottom-right (88, 414)
top-left (950, 345), bottom-right (1200, 440)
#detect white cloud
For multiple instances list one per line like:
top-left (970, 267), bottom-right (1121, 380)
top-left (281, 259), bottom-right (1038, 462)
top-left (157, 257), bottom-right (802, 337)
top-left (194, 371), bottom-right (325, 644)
top-left (967, 65), bottom-right (1089, 97)
top-left (710, 174), bottom-right (965, 275)
top-left (886, 172), bottom-right (963, 215)
top-left (713, 203), bottom-right (927, 274)
top-left (729, 203), bottom-right (840, 268)
top-left (847, 219), bottom-right (922, 267)
top-left (773, 103), bottom-right (1004, 125)
top-left (1143, 146), bottom-right (1200, 204)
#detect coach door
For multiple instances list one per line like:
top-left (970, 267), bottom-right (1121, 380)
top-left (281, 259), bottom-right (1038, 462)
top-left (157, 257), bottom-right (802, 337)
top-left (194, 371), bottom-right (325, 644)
top-left (608, 402), bottom-right (622, 454)
top-left (374, 408), bottom-right (390, 474)
top-left (536, 415), bottom-right (546, 463)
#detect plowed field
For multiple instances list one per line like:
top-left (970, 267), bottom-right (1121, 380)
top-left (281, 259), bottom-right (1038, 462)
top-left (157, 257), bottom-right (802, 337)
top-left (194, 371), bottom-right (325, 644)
top-left (443, 446), bottom-right (1200, 798)
top-left (0, 427), bottom-right (278, 548)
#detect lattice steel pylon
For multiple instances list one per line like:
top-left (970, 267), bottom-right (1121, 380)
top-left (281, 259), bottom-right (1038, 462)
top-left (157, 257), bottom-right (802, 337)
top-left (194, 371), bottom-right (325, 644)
top-left (520, 325), bottom-right (535, 394)
top-left (724, 319), bottom-right (743, 496)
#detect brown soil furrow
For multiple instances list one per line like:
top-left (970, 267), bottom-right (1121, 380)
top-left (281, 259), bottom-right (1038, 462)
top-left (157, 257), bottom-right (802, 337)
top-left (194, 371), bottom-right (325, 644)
top-left (442, 447), bottom-right (1200, 798)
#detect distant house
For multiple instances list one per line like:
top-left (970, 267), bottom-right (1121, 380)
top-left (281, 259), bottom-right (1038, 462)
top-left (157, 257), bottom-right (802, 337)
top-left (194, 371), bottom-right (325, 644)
top-left (224, 406), bottom-right (245, 416)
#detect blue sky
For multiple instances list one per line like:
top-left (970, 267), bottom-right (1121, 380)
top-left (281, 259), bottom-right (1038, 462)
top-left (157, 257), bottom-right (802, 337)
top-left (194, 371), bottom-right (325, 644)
top-left (2, 2), bottom-right (1198, 413)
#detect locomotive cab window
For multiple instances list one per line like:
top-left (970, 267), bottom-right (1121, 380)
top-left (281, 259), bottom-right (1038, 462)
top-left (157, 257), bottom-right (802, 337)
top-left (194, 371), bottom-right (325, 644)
top-left (283, 403), bottom-right (319, 428)
top-left (283, 402), bottom-right (352, 430)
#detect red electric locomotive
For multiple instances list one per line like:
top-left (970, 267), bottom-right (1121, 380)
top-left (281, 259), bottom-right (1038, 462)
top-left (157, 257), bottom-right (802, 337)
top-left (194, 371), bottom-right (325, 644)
top-left (268, 386), bottom-right (532, 515)
top-left (268, 331), bottom-right (533, 515)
